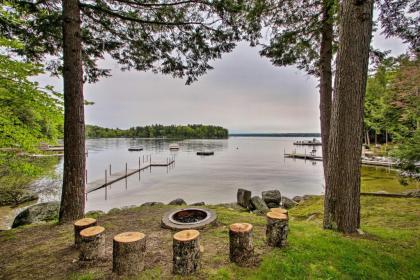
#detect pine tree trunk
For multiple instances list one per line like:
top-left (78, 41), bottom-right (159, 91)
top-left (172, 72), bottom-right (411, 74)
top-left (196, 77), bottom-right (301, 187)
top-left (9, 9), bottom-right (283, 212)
top-left (323, 0), bottom-right (373, 233)
top-left (319, 0), bottom-right (334, 197)
top-left (59, 0), bottom-right (85, 223)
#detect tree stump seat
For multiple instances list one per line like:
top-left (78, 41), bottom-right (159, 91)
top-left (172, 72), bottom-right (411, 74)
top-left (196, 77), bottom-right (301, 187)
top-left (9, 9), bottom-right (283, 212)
top-left (79, 226), bottom-right (106, 261)
top-left (229, 223), bottom-right (254, 266)
top-left (266, 211), bottom-right (289, 247)
top-left (173, 229), bottom-right (201, 275)
top-left (270, 207), bottom-right (288, 215)
top-left (113, 231), bottom-right (146, 275)
top-left (74, 217), bottom-right (97, 247)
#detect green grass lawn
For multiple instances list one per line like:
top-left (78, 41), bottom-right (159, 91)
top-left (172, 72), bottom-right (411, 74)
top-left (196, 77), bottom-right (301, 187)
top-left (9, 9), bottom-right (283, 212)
top-left (361, 166), bottom-right (419, 193)
top-left (1, 195), bottom-right (419, 280)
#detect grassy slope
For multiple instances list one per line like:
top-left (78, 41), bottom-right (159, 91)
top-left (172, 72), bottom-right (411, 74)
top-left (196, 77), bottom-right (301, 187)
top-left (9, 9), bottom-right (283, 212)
top-left (0, 195), bottom-right (419, 280)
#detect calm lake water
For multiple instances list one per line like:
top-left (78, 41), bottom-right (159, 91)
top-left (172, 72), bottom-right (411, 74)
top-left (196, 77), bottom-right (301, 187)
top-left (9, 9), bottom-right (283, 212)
top-left (84, 137), bottom-right (324, 212)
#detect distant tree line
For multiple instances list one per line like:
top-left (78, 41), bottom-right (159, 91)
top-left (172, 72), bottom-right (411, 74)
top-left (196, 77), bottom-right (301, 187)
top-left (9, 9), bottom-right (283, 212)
top-left (86, 124), bottom-right (229, 139)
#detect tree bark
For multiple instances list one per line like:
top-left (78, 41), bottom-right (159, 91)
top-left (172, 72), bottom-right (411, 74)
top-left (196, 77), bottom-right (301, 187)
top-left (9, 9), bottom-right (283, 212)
top-left (266, 212), bottom-right (288, 247)
top-left (229, 223), bottom-right (253, 266)
top-left (79, 226), bottom-right (106, 261)
top-left (74, 217), bottom-right (97, 247)
top-left (173, 230), bottom-right (201, 275)
top-left (113, 232), bottom-right (146, 275)
top-left (59, 0), bottom-right (86, 223)
top-left (319, 0), bottom-right (334, 196)
top-left (323, 0), bottom-right (374, 233)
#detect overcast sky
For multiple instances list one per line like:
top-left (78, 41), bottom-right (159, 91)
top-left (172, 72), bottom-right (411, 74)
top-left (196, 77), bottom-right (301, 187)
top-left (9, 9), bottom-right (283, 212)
top-left (37, 24), bottom-right (407, 133)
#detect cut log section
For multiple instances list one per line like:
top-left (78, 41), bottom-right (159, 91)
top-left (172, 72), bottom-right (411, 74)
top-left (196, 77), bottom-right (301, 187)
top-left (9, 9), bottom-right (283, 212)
top-left (74, 217), bottom-right (97, 247)
top-left (113, 232), bottom-right (146, 275)
top-left (229, 223), bottom-right (254, 266)
top-left (79, 226), bottom-right (106, 261)
top-left (270, 208), bottom-right (288, 215)
top-left (266, 211), bottom-right (289, 247)
top-left (173, 229), bottom-right (201, 275)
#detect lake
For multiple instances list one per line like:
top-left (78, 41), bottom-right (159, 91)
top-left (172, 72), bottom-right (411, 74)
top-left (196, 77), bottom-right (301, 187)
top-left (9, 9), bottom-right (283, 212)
top-left (83, 137), bottom-right (324, 212)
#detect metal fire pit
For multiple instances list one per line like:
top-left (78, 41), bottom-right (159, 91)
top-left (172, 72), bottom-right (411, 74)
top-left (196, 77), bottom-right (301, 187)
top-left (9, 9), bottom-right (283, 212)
top-left (161, 208), bottom-right (217, 230)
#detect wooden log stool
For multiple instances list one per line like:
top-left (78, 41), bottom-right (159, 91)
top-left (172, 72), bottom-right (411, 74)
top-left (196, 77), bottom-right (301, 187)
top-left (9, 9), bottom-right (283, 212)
top-left (270, 207), bottom-right (288, 216)
top-left (266, 211), bottom-right (289, 247)
top-left (113, 232), bottom-right (146, 275)
top-left (229, 223), bottom-right (254, 266)
top-left (173, 229), bottom-right (201, 275)
top-left (79, 226), bottom-right (106, 261)
top-left (74, 218), bottom-right (97, 247)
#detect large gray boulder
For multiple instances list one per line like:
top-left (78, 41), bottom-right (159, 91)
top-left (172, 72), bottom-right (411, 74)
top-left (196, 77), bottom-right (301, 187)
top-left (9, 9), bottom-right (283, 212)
top-left (251, 196), bottom-right (269, 213)
top-left (237, 188), bottom-right (252, 209)
top-left (168, 198), bottom-right (187, 205)
top-left (281, 196), bottom-right (298, 209)
top-left (262, 190), bottom-right (282, 208)
top-left (12, 202), bottom-right (59, 228)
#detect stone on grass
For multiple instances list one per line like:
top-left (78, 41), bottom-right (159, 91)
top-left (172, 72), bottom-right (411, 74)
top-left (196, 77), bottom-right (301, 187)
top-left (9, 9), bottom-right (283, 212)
top-left (169, 198), bottom-right (187, 205)
top-left (141, 202), bottom-right (164, 207)
top-left (281, 197), bottom-right (298, 209)
top-left (292, 196), bottom-right (304, 203)
top-left (12, 201), bottom-right (59, 228)
top-left (262, 190), bottom-right (282, 207)
top-left (250, 196), bottom-right (269, 213)
top-left (189, 202), bottom-right (205, 206)
top-left (237, 188), bottom-right (252, 209)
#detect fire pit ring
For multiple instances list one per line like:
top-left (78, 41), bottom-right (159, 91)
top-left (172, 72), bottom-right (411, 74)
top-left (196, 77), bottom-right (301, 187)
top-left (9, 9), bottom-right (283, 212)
top-left (161, 208), bottom-right (217, 230)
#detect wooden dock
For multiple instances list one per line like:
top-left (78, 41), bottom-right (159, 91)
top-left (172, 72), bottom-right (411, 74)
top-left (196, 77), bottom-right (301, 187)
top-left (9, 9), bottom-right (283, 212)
top-left (86, 157), bottom-right (175, 193)
top-left (284, 153), bottom-right (396, 167)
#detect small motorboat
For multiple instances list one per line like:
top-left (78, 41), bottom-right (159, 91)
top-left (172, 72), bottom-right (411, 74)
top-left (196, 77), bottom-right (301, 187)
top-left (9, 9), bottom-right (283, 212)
top-left (197, 151), bottom-right (214, 156)
top-left (128, 146), bottom-right (144, 151)
top-left (169, 143), bottom-right (180, 150)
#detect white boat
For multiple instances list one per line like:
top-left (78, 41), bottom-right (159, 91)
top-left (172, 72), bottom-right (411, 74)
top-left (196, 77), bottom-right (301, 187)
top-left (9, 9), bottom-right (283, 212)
top-left (128, 146), bottom-right (144, 151)
top-left (169, 144), bottom-right (180, 150)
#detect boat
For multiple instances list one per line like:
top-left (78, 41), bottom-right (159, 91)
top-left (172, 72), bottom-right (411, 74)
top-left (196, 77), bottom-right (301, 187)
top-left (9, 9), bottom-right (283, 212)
top-left (128, 146), bottom-right (144, 151)
top-left (169, 143), bottom-right (180, 150)
top-left (293, 138), bottom-right (322, 146)
top-left (197, 151), bottom-right (214, 156)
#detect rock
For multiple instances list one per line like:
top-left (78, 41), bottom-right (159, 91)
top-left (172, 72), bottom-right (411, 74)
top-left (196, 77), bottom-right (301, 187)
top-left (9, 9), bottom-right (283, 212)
top-left (292, 196), bottom-right (304, 203)
top-left (262, 190), bottom-right (282, 207)
top-left (237, 188), bottom-right (252, 209)
top-left (16, 192), bottom-right (39, 205)
top-left (266, 202), bottom-right (279, 208)
top-left (168, 198), bottom-right (187, 205)
top-left (250, 196), bottom-right (269, 213)
top-left (404, 190), bottom-right (420, 198)
top-left (141, 202), bottom-right (164, 207)
top-left (281, 197), bottom-right (298, 209)
top-left (190, 202), bottom-right (205, 206)
top-left (12, 202), bottom-right (59, 228)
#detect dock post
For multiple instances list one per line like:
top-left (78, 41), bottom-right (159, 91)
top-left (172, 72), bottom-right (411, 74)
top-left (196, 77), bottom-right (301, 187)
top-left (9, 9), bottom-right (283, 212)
top-left (109, 164), bottom-right (112, 176)
top-left (105, 170), bottom-right (108, 200)
top-left (125, 162), bottom-right (128, 176)
top-left (139, 157), bottom-right (141, 170)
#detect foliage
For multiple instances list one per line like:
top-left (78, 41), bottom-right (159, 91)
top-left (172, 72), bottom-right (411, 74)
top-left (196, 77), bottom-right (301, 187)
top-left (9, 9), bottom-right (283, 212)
top-left (86, 124), bottom-right (229, 139)
top-left (0, 37), bottom-right (63, 151)
top-left (364, 53), bottom-right (420, 167)
top-left (2, 0), bottom-right (260, 84)
top-left (0, 153), bottom-right (60, 206)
